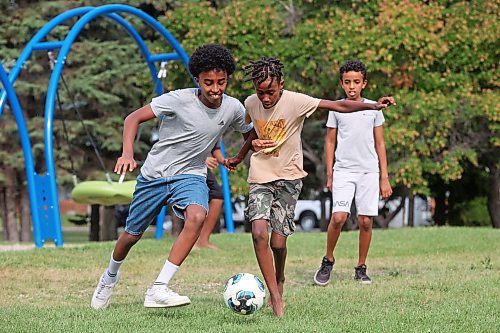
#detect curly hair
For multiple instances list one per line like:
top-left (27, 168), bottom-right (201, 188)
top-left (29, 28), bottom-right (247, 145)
top-left (188, 44), bottom-right (236, 78)
top-left (243, 57), bottom-right (284, 85)
top-left (339, 60), bottom-right (367, 81)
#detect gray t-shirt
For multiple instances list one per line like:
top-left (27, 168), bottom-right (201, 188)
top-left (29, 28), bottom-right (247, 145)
top-left (141, 88), bottom-right (253, 179)
top-left (326, 98), bottom-right (385, 173)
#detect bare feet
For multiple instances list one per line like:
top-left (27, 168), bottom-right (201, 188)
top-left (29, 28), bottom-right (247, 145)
top-left (268, 280), bottom-right (285, 307)
top-left (270, 294), bottom-right (284, 317)
top-left (194, 241), bottom-right (218, 250)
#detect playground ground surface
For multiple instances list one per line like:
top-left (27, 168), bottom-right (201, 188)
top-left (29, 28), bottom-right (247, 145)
top-left (0, 227), bottom-right (498, 333)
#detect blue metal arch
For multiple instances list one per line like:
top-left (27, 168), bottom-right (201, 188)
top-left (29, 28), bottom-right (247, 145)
top-left (1, 4), bottom-right (236, 247)
top-left (0, 4), bottom-right (202, 247)
top-left (0, 64), bottom-right (42, 246)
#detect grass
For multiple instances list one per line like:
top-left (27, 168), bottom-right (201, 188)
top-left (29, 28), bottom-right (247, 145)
top-left (0, 227), bottom-right (499, 333)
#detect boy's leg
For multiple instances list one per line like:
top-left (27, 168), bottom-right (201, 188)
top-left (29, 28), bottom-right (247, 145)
top-left (325, 212), bottom-right (349, 261)
top-left (168, 204), bottom-right (207, 264)
top-left (314, 171), bottom-right (355, 286)
top-left (252, 219), bottom-right (283, 317)
top-left (357, 215), bottom-right (373, 266)
top-left (270, 231), bottom-right (287, 301)
top-left (353, 172), bottom-right (379, 284)
top-left (197, 170), bottom-right (223, 249)
top-left (196, 198), bottom-right (223, 249)
top-left (267, 178), bottom-right (301, 301)
top-left (144, 175), bottom-right (208, 308)
top-left (92, 175), bottom-right (167, 310)
top-left (91, 232), bottom-right (143, 310)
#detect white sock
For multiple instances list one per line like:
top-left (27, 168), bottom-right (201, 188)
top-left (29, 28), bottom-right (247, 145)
top-left (153, 260), bottom-right (179, 287)
top-left (103, 252), bottom-right (123, 284)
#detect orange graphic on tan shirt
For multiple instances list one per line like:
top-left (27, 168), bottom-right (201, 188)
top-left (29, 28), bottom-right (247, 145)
top-left (255, 118), bottom-right (286, 157)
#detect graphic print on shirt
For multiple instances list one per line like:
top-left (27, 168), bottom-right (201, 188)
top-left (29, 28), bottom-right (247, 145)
top-left (255, 118), bottom-right (286, 157)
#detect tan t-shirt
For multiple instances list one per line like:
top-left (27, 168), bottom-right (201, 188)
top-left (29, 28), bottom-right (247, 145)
top-left (245, 90), bottom-right (321, 184)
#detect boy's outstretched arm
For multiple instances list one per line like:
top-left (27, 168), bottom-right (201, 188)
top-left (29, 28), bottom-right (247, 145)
top-left (114, 104), bottom-right (156, 176)
top-left (374, 125), bottom-right (392, 199)
top-left (318, 96), bottom-right (396, 112)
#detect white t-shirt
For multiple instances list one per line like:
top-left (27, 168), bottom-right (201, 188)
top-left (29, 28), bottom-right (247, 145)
top-left (326, 98), bottom-right (384, 173)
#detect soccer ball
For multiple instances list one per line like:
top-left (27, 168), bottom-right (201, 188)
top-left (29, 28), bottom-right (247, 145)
top-left (223, 273), bottom-right (266, 315)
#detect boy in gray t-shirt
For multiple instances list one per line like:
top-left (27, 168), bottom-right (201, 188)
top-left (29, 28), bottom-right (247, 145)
top-left (91, 44), bottom-right (253, 310)
top-left (314, 60), bottom-right (394, 286)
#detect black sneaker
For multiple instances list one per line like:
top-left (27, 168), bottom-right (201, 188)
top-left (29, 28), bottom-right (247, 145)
top-left (354, 264), bottom-right (372, 284)
top-left (313, 257), bottom-right (335, 286)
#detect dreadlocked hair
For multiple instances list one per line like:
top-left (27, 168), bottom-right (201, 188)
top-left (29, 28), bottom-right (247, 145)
top-left (244, 57), bottom-right (284, 85)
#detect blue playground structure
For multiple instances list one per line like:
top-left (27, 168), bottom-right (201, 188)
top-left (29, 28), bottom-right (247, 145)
top-left (0, 4), bottom-right (235, 248)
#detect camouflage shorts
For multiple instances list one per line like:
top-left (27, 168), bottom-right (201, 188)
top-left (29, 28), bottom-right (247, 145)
top-left (246, 179), bottom-right (303, 237)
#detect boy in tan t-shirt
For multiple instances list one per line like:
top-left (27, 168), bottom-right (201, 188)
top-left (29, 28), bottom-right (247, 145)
top-left (227, 57), bottom-right (395, 317)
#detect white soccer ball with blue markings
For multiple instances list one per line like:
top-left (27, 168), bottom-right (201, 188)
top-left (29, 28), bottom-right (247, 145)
top-left (223, 273), bottom-right (266, 315)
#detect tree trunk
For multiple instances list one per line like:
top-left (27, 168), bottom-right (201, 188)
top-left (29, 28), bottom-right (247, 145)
top-left (434, 187), bottom-right (447, 226)
top-left (89, 204), bottom-right (100, 241)
top-left (487, 165), bottom-right (500, 228)
top-left (99, 205), bottom-right (117, 241)
top-left (0, 188), bottom-right (7, 237)
top-left (408, 191), bottom-right (415, 227)
top-left (19, 180), bottom-right (31, 241)
top-left (4, 168), bottom-right (19, 241)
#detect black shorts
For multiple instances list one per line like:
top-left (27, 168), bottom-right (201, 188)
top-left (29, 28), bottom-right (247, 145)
top-left (206, 169), bottom-right (223, 201)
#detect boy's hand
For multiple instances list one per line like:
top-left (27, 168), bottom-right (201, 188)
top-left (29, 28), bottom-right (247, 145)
top-left (379, 177), bottom-right (392, 199)
top-left (375, 96), bottom-right (396, 110)
top-left (205, 156), bottom-right (219, 170)
top-left (326, 174), bottom-right (333, 192)
top-left (114, 154), bottom-right (137, 176)
top-left (224, 156), bottom-right (243, 171)
top-left (252, 139), bottom-right (276, 152)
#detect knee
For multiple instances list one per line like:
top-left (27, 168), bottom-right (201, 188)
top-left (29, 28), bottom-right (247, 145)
top-left (358, 216), bottom-right (372, 231)
top-left (184, 211), bottom-right (206, 233)
top-left (270, 243), bottom-right (286, 254)
top-left (330, 215), bottom-right (346, 229)
top-left (122, 232), bottom-right (142, 246)
top-left (252, 228), bottom-right (268, 246)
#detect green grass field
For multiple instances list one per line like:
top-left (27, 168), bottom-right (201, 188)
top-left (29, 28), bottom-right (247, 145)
top-left (0, 227), bottom-right (498, 333)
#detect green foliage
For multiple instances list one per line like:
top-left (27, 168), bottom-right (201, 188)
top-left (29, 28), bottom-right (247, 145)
top-left (453, 196), bottom-right (490, 227)
top-left (0, 1), bottom-right (498, 212)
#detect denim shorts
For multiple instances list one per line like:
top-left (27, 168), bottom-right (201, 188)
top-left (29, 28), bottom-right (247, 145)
top-left (125, 174), bottom-right (209, 235)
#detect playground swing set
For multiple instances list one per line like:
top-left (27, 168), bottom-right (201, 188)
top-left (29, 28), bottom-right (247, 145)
top-left (0, 4), bottom-right (235, 248)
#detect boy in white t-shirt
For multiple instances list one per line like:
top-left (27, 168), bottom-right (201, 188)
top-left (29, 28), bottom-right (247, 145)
top-left (227, 57), bottom-right (394, 317)
top-left (313, 60), bottom-right (394, 287)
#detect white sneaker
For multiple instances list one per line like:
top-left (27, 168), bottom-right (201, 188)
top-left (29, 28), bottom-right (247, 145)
top-left (144, 285), bottom-right (191, 308)
top-left (91, 272), bottom-right (120, 309)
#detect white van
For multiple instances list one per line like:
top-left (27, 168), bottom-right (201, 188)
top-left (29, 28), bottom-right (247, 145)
top-left (226, 196), bottom-right (433, 231)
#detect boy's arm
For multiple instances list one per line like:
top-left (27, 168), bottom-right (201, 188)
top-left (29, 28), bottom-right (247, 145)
top-left (211, 146), bottom-right (225, 165)
top-left (114, 104), bottom-right (156, 176)
top-left (325, 127), bottom-right (337, 192)
top-left (318, 97), bottom-right (395, 113)
top-left (224, 129), bottom-right (259, 170)
top-left (374, 125), bottom-right (392, 199)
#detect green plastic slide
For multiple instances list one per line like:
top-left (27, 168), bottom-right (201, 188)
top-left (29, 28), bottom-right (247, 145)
top-left (71, 180), bottom-right (136, 206)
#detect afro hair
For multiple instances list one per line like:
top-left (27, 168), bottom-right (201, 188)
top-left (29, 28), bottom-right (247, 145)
top-left (188, 44), bottom-right (236, 78)
top-left (339, 60), bottom-right (367, 81)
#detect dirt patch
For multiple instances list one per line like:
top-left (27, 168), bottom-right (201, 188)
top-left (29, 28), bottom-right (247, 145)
top-left (0, 244), bottom-right (36, 252)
